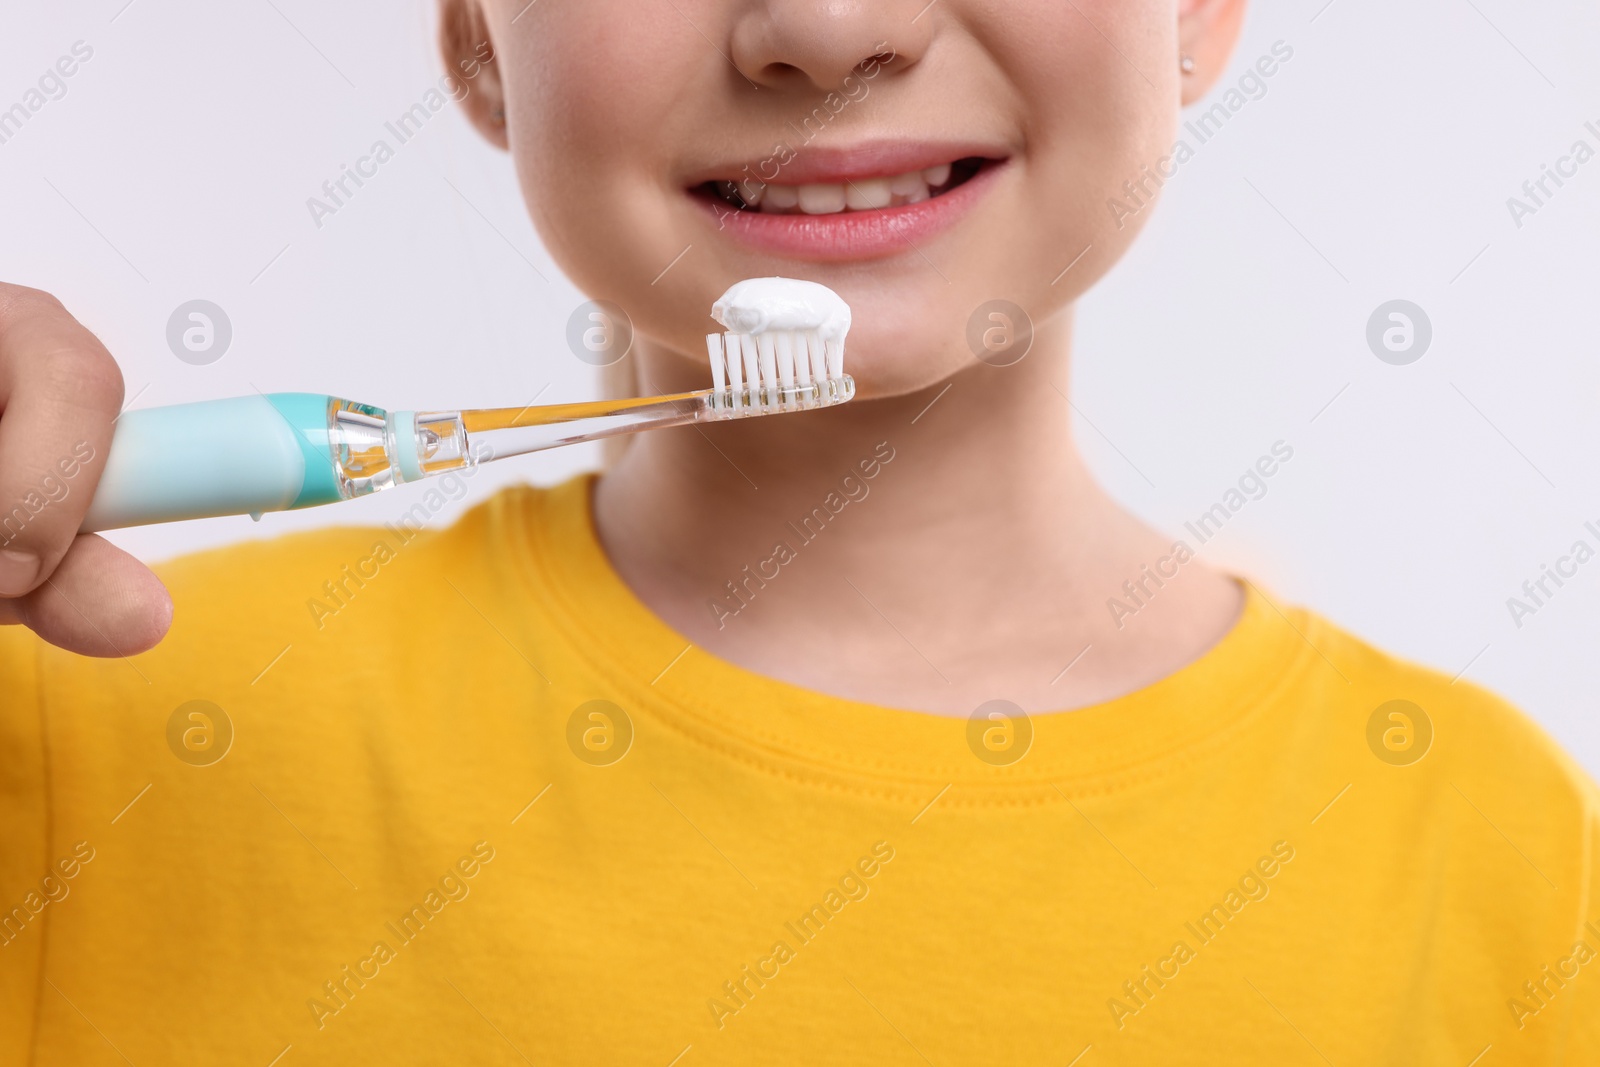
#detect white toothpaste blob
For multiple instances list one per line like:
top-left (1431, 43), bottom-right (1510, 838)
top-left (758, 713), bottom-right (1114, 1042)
top-left (710, 277), bottom-right (852, 345)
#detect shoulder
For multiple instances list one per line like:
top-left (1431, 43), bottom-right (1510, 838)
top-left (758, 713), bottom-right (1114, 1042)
top-left (1297, 608), bottom-right (1598, 928)
top-left (1240, 601), bottom-right (1600, 1045)
top-left (1311, 611), bottom-right (1595, 806)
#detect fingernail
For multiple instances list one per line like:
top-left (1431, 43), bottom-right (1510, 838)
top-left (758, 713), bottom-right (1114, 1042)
top-left (0, 548), bottom-right (41, 595)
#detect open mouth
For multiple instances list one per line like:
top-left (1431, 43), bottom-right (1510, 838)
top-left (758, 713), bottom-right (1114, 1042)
top-left (697, 156), bottom-right (993, 216)
top-left (686, 148), bottom-right (1007, 261)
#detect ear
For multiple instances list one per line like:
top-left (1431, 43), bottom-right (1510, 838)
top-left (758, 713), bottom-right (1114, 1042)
top-left (439, 0), bottom-right (508, 149)
top-left (1178, 0), bottom-right (1249, 105)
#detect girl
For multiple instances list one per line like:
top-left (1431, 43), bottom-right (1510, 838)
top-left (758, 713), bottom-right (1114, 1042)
top-left (2, 0), bottom-right (1594, 1062)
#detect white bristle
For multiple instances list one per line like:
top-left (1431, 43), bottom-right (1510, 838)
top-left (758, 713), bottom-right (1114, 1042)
top-left (724, 331), bottom-right (744, 410)
top-left (756, 334), bottom-right (778, 406)
top-left (706, 334), bottom-right (727, 409)
top-left (740, 333), bottom-right (761, 403)
top-left (774, 331), bottom-right (797, 401)
top-left (825, 340), bottom-right (843, 380)
top-left (794, 330), bottom-right (816, 389)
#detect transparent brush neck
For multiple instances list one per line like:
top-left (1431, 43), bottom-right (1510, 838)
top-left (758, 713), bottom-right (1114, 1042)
top-left (348, 375), bottom-right (855, 492)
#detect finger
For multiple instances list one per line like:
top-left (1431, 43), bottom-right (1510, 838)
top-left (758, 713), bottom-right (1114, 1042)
top-left (0, 534), bottom-right (172, 657)
top-left (0, 284), bottom-right (125, 596)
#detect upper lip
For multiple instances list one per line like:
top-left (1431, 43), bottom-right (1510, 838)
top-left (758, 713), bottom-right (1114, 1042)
top-left (683, 139), bottom-right (1010, 187)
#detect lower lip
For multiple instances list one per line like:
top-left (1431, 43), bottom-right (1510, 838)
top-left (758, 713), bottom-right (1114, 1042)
top-left (692, 163), bottom-right (1004, 263)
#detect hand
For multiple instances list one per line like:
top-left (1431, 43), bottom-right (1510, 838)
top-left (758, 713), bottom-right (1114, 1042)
top-left (0, 283), bottom-right (172, 656)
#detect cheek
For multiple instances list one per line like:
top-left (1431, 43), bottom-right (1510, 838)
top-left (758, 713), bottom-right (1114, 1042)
top-left (1001, 1), bottom-right (1180, 262)
top-left (505, 8), bottom-right (669, 179)
top-left (852, 5), bottom-right (1177, 396)
top-left (497, 2), bottom-right (704, 297)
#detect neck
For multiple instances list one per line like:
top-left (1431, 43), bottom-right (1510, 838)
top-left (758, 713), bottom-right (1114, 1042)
top-left (593, 310), bottom-right (1241, 715)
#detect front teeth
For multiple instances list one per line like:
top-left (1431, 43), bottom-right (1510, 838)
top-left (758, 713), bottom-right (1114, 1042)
top-left (720, 164), bottom-right (960, 215)
top-left (889, 171), bottom-right (928, 205)
top-left (843, 178), bottom-right (892, 210)
top-left (798, 184), bottom-right (847, 214)
top-left (764, 184), bottom-right (799, 211)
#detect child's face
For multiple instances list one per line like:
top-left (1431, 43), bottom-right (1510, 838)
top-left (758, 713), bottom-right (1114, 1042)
top-left (462, 0), bottom-right (1212, 398)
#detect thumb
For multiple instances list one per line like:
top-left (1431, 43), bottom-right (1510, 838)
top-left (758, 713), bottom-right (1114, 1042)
top-left (0, 533), bottom-right (172, 657)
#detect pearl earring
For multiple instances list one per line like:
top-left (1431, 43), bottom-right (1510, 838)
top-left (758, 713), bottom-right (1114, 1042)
top-left (1179, 53), bottom-right (1196, 74)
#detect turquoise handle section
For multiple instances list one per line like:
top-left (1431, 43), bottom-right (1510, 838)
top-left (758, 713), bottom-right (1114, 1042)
top-left (264, 393), bottom-right (344, 508)
top-left (81, 393), bottom-right (345, 532)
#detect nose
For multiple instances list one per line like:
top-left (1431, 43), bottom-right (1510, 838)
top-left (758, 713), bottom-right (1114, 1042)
top-left (729, 0), bottom-right (932, 92)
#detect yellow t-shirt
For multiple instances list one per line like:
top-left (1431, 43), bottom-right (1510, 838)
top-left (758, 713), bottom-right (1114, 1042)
top-left (2, 475), bottom-right (1597, 1065)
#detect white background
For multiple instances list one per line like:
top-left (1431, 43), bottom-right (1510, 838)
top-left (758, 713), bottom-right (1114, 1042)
top-left (2, 1), bottom-right (1597, 775)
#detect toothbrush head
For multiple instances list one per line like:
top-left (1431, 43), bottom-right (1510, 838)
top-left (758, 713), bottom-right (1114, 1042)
top-left (704, 278), bottom-right (855, 415)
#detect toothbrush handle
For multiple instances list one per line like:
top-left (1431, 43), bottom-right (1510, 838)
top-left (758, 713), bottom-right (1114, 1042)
top-left (80, 375), bottom-right (858, 532)
top-left (81, 394), bottom-right (346, 533)
top-left (78, 389), bottom-right (723, 533)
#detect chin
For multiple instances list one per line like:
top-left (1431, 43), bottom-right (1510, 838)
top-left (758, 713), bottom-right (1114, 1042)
top-left (840, 340), bottom-right (972, 402)
top-left (829, 288), bottom-right (982, 401)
